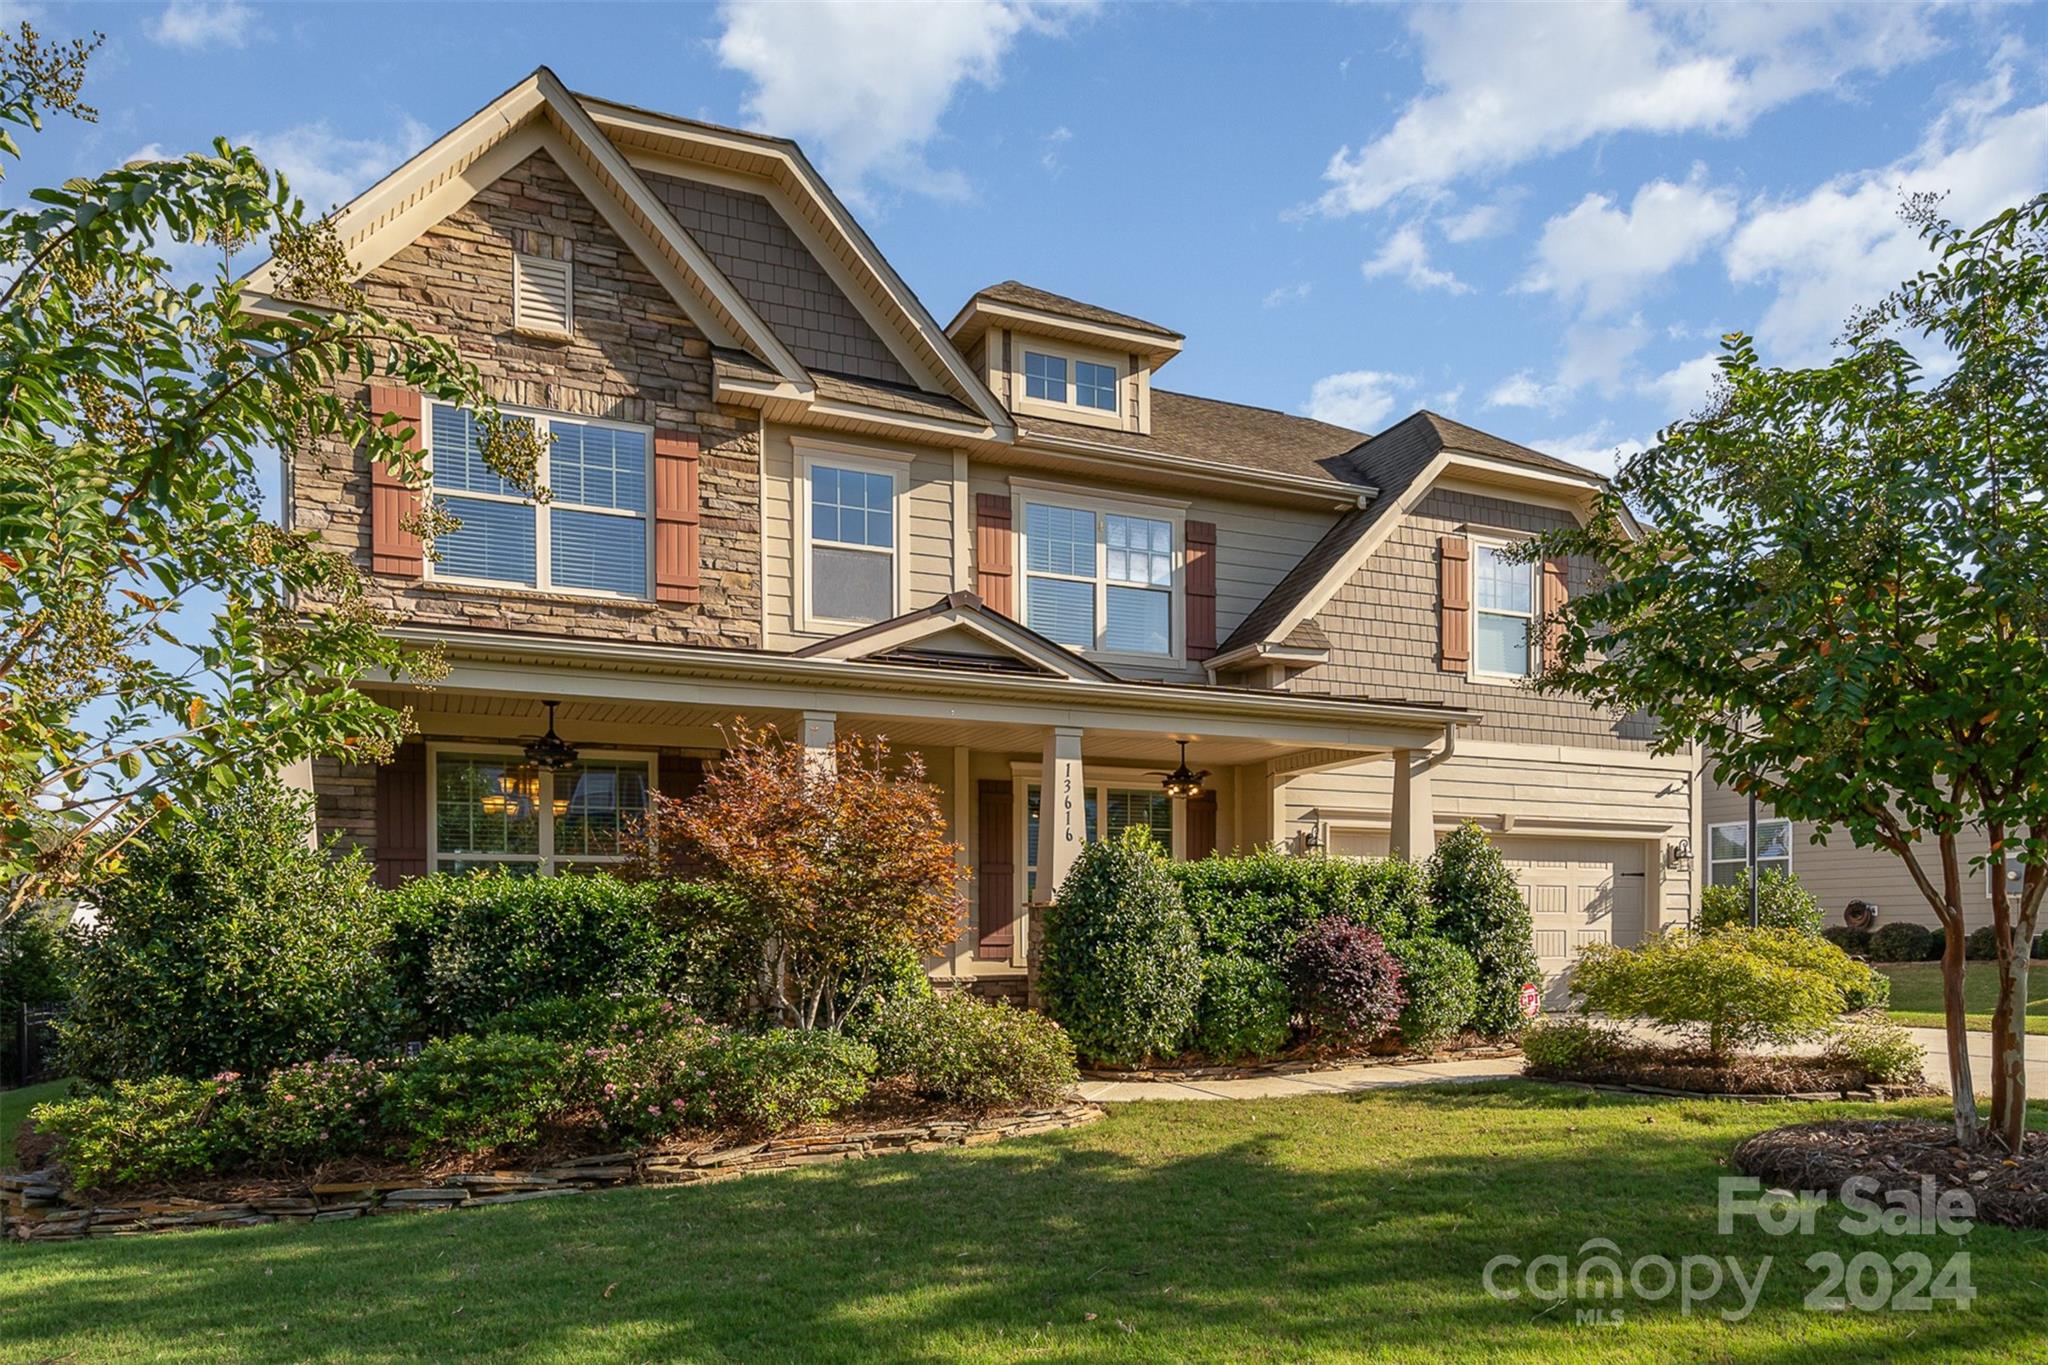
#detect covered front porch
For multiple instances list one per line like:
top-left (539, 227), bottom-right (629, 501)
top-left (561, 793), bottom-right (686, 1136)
top-left (338, 616), bottom-right (1477, 988)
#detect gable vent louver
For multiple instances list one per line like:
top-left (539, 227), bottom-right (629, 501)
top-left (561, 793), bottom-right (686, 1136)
top-left (513, 252), bottom-right (573, 337)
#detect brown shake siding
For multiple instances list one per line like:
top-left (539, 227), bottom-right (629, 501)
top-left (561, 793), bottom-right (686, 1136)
top-left (289, 148), bottom-right (761, 649)
top-left (1290, 488), bottom-right (1654, 750)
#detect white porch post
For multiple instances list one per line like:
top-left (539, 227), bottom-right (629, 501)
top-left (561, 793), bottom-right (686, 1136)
top-left (279, 757), bottom-right (320, 850)
top-left (1389, 748), bottom-right (1435, 861)
top-left (1037, 726), bottom-right (1087, 899)
top-left (799, 710), bottom-right (837, 778)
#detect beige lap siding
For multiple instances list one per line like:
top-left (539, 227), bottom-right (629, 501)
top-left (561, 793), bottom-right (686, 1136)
top-left (1701, 777), bottom-right (2009, 932)
top-left (288, 147), bottom-right (760, 648)
top-left (1289, 488), bottom-right (1653, 751)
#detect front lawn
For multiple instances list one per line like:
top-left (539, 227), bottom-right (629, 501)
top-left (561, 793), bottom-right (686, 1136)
top-left (1879, 960), bottom-right (2048, 1036)
top-left (1, 1078), bottom-right (71, 1170)
top-left (3, 1084), bottom-right (2038, 1361)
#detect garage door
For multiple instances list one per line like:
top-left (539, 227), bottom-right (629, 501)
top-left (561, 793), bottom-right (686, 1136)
top-left (1327, 830), bottom-right (1647, 1005)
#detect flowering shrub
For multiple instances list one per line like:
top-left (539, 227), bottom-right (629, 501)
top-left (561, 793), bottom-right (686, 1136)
top-left (1285, 917), bottom-right (1407, 1044)
top-left (1190, 956), bottom-right (1292, 1061)
top-left (572, 1007), bottom-right (720, 1144)
top-left (31, 1075), bottom-right (253, 1189)
top-left (861, 992), bottom-right (1077, 1107)
top-left (379, 1033), bottom-right (576, 1158)
top-left (254, 1056), bottom-right (391, 1166)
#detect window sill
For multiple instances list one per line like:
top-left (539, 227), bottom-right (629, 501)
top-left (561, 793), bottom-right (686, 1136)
top-left (415, 580), bottom-right (661, 613)
top-left (510, 325), bottom-right (575, 345)
top-left (1466, 671), bottom-right (1534, 688)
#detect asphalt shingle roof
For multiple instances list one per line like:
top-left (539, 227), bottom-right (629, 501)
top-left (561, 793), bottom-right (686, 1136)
top-left (970, 280), bottom-right (1183, 339)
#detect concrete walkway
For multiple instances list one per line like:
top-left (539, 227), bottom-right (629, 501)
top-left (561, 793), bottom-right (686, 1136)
top-left (1075, 1026), bottom-right (2048, 1103)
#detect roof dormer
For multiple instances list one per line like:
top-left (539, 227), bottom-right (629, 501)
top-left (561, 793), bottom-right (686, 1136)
top-left (946, 282), bottom-right (1183, 436)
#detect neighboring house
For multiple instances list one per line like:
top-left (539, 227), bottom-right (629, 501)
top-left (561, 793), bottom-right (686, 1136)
top-left (1701, 775), bottom-right (2018, 933)
top-left (247, 68), bottom-right (1700, 1002)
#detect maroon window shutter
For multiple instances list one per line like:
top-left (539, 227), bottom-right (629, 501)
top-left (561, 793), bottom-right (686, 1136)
top-left (974, 493), bottom-right (1013, 617)
top-left (657, 752), bottom-right (704, 804)
top-left (374, 742), bottom-right (428, 888)
top-left (367, 386), bottom-right (424, 576)
top-left (1187, 791), bottom-right (1218, 861)
top-left (975, 779), bottom-right (1015, 959)
top-left (1541, 554), bottom-right (1569, 664)
top-left (1185, 520), bottom-right (1217, 659)
top-left (654, 429), bottom-right (701, 604)
top-left (1439, 534), bottom-right (1470, 672)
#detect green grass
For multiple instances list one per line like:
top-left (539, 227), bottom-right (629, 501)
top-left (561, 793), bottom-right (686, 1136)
top-left (4, 1084), bottom-right (2044, 1362)
top-left (1879, 961), bottom-right (2048, 1035)
top-left (1, 1078), bottom-right (72, 1170)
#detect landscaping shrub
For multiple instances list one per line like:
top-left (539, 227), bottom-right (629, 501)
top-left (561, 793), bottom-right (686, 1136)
top-left (573, 1019), bottom-right (717, 1145)
top-left (1519, 1017), bottom-right (1625, 1075)
top-left (1425, 824), bottom-right (1538, 1036)
top-left (2035, 931), bottom-right (2048, 961)
top-left (32, 1075), bottom-right (253, 1190)
top-left (1821, 925), bottom-right (1872, 957)
top-left (690, 1030), bottom-right (876, 1132)
top-left (1039, 830), bottom-right (1201, 1066)
top-left (860, 993), bottom-right (1077, 1108)
top-left (379, 1033), bottom-right (576, 1158)
top-left (1822, 1021), bottom-right (1927, 1086)
top-left (1391, 937), bottom-right (1479, 1051)
top-left (484, 992), bottom-right (682, 1042)
top-left (1746, 928), bottom-right (1890, 1012)
top-left (1285, 917), bottom-right (1407, 1043)
top-left (254, 1056), bottom-right (391, 1166)
top-left (1697, 869), bottom-right (1823, 935)
top-left (1190, 956), bottom-right (1293, 1061)
top-left (1966, 925), bottom-right (2000, 961)
top-left (58, 780), bottom-right (396, 1083)
top-left (384, 872), bottom-right (750, 1037)
top-left (1169, 849), bottom-right (1428, 964)
top-left (1926, 926), bottom-right (1946, 961)
top-left (1867, 921), bottom-right (1934, 963)
top-left (1571, 928), bottom-right (1852, 1060)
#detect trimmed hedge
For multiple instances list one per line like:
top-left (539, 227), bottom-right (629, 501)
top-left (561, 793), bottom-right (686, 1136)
top-left (1391, 937), bottom-right (1478, 1050)
top-left (1868, 922), bottom-right (1933, 963)
top-left (1191, 955), bottom-right (1292, 1061)
top-left (1168, 849), bottom-right (1430, 964)
top-left (1821, 925), bottom-right (1872, 957)
top-left (1285, 918), bottom-right (1406, 1043)
top-left (1425, 825), bottom-right (1539, 1036)
top-left (1039, 831), bottom-right (1202, 1066)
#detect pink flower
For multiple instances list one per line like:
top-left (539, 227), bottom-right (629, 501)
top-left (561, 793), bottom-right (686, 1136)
top-left (647, 1104), bottom-right (659, 1115)
top-left (602, 1083), bottom-right (617, 1096)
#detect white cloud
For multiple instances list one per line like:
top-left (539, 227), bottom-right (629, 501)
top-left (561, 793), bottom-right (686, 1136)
top-left (1429, 384), bottom-right (1466, 412)
top-left (1361, 223), bottom-right (1470, 294)
top-left (1439, 199), bottom-right (1513, 243)
top-left (1726, 50), bottom-right (2048, 361)
top-left (1556, 317), bottom-right (1651, 394)
top-left (240, 117), bottom-right (432, 214)
top-left (1305, 370), bottom-right (1414, 431)
top-left (150, 0), bottom-right (259, 50)
top-left (1039, 125), bottom-right (1071, 174)
top-left (1313, 2), bottom-right (1937, 215)
top-left (716, 0), bottom-right (1088, 205)
top-left (1527, 421), bottom-right (1650, 478)
top-left (1520, 171), bottom-right (1736, 316)
top-left (1484, 370), bottom-right (1568, 412)
top-left (1641, 350), bottom-right (1725, 418)
top-left (1262, 281), bottom-right (1312, 309)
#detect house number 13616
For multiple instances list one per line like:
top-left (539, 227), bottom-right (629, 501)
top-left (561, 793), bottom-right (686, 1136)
top-left (1061, 772), bottom-right (1076, 841)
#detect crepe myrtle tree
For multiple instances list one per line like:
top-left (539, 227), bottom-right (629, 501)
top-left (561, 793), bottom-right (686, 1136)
top-left (0, 24), bottom-right (546, 916)
top-left (1524, 192), bottom-right (2048, 1153)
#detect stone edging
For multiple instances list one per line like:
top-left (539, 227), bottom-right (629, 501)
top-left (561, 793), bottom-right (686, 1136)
top-left (1084, 1042), bottom-right (1523, 1083)
top-left (2, 1102), bottom-right (1103, 1244)
top-left (1535, 1078), bottom-right (1927, 1104)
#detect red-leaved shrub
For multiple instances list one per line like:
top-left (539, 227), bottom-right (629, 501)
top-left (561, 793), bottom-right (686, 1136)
top-left (1285, 917), bottom-right (1407, 1043)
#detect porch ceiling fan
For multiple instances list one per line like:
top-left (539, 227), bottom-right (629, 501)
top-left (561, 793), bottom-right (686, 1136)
top-left (1149, 740), bottom-right (1210, 800)
top-left (522, 699), bottom-right (580, 770)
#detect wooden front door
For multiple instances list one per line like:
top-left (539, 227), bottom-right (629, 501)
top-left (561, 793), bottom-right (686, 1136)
top-left (976, 780), bottom-right (1015, 959)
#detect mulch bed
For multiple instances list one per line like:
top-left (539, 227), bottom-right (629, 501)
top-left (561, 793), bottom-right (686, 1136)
top-left (1735, 1119), bottom-right (2048, 1228)
top-left (1082, 1033), bottom-right (1521, 1082)
top-left (1524, 1045), bottom-right (1939, 1102)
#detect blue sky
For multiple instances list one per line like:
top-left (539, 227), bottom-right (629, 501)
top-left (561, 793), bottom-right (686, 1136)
top-left (9, 0), bottom-right (2047, 473)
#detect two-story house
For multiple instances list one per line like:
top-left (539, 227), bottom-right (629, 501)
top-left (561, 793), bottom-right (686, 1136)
top-left (249, 69), bottom-right (1700, 1001)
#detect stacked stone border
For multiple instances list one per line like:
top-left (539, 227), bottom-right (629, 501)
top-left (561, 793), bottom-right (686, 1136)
top-left (4, 1102), bottom-right (1102, 1244)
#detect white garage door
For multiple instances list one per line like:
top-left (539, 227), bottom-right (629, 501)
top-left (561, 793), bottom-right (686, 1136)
top-left (1327, 830), bottom-right (1647, 1004)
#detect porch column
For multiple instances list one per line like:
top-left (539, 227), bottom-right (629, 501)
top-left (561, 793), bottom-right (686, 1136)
top-left (1389, 749), bottom-right (1435, 861)
top-left (1037, 726), bottom-right (1087, 900)
top-left (279, 756), bottom-right (320, 849)
top-left (799, 710), bottom-right (837, 779)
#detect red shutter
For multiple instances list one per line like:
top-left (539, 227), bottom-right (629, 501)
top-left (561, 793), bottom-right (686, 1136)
top-left (1439, 534), bottom-right (1470, 672)
top-left (374, 742), bottom-right (428, 887)
top-left (1541, 554), bottom-right (1569, 664)
top-left (367, 386), bottom-right (424, 576)
top-left (658, 752), bottom-right (704, 804)
top-left (1187, 791), bottom-right (1218, 861)
top-left (654, 428), bottom-right (701, 604)
top-left (1185, 519), bottom-right (1217, 660)
top-left (974, 493), bottom-right (1013, 617)
top-left (975, 779), bottom-right (1015, 959)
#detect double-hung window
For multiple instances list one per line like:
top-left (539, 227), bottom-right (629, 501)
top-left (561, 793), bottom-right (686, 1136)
top-left (1074, 361), bottom-right (1118, 413)
top-left (1472, 539), bottom-right (1536, 678)
top-left (428, 404), bottom-right (651, 598)
top-left (431, 749), bottom-right (651, 875)
top-left (1024, 781), bottom-right (1174, 898)
top-left (1707, 819), bottom-right (1792, 887)
top-left (1024, 351), bottom-right (1067, 403)
top-left (1022, 500), bottom-right (1175, 658)
top-left (804, 456), bottom-right (899, 625)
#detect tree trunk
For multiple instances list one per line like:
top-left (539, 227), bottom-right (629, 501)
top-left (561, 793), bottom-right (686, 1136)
top-left (1990, 952), bottom-right (2030, 1153)
top-left (1938, 926), bottom-right (1982, 1146)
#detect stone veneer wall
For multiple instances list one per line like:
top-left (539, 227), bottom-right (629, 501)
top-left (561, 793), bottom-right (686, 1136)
top-left (290, 147), bottom-right (761, 649)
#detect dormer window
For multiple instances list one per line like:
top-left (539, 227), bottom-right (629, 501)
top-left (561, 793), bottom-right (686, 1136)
top-left (1024, 351), bottom-right (1067, 403)
top-left (1075, 361), bottom-right (1117, 413)
top-left (1022, 349), bottom-right (1119, 416)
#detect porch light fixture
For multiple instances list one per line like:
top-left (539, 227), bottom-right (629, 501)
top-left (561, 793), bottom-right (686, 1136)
top-left (522, 699), bottom-right (580, 770)
top-left (1155, 740), bottom-right (1209, 801)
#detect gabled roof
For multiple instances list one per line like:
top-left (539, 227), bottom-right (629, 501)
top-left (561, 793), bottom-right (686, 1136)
top-left (1213, 410), bottom-right (1609, 663)
top-left (793, 591), bottom-right (1122, 683)
top-left (1020, 389), bottom-right (1379, 491)
top-left (965, 281), bottom-right (1183, 340)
